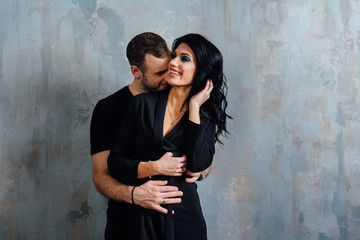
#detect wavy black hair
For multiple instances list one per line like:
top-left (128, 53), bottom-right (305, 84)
top-left (172, 33), bottom-right (231, 143)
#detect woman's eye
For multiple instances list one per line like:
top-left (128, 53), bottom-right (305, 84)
top-left (181, 56), bottom-right (191, 62)
top-left (170, 53), bottom-right (177, 59)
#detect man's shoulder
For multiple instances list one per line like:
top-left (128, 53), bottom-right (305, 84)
top-left (95, 86), bottom-right (133, 109)
top-left (99, 86), bottom-right (132, 103)
top-left (134, 88), bottom-right (168, 103)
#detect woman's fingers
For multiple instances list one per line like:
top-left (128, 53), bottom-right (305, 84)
top-left (205, 79), bottom-right (213, 98)
top-left (196, 80), bottom-right (213, 104)
top-left (173, 155), bottom-right (187, 162)
top-left (172, 155), bottom-right (187, 174)
top-left (208, 80), bottom-right (213, 94)
top-left (177, 156), bottom-right (187, 174)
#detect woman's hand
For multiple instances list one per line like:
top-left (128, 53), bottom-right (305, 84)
top-left (189, 79), bottom-right (213, 109)
top-left (154, 152), bottom-right (187, 177)
top-left (189, 79), bottom-right (213, 124)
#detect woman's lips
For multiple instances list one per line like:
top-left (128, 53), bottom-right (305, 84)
top-left (169, 69), bottom-right (181, 77)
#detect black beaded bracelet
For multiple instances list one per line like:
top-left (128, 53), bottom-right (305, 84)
top-left (131, 186), bottom-right (136, 205)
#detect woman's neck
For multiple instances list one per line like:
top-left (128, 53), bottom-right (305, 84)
top-left (168, 86), bottom-right (192, 112)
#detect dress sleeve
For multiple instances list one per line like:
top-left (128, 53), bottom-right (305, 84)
top-left (184, 117), bottom-right (216, 172)
top-left (107, 98), bottom-right (140, 186)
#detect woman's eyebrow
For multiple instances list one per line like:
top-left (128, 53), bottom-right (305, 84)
top-left (180, 52), bottom-right (192, 57)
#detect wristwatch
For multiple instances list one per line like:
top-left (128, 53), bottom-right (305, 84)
top-left (198, 171), bottom-right (206, 181)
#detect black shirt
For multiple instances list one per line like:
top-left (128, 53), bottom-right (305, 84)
top-left (90, 86), bottom-right (133, 155)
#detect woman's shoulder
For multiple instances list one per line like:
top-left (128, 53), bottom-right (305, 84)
top-left (129, 88), bottom-right (170, 113)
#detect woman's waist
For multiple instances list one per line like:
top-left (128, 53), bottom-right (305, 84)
top-left (135, 174), bottom-right (195, 186)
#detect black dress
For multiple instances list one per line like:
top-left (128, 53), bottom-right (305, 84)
top-left (108, 88), bottom-right (215, 240)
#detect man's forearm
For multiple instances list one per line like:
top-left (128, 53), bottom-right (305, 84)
top-left (92, 150), bottom-right (133, 203)
top-left (93, 171), bottom-right (183, 214)
top-left (93, 170), bottom-right (132, 203)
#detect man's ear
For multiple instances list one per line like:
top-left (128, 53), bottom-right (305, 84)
top-left (131, 65), bottom-right (142, 79)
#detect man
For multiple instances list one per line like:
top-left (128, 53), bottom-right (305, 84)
top-left (90, 32), bottom-right (208, 239)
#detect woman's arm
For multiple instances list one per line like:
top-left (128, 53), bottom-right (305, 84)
top-left (184, 119), bottom-right (215, 172)
top-left (185, 80), bottom-right (216, 172)
top-left (188, 79), bottom-right (213, 124)
top-left (137, 153), bottom-right (187, 178)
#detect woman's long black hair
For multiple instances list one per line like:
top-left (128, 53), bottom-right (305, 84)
top-left (172, 33), bottom-right (231, 144)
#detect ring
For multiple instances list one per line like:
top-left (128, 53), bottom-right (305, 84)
top-left (163, 199), bottom-right (166, 204)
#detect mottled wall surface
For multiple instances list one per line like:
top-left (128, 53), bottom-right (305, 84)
top-left (1, 0), bottom-right (360, 239)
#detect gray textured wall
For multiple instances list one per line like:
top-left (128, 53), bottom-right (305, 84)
top-left (1, 0), bottom-right (360, 239)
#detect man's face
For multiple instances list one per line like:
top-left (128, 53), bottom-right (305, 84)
top-left (140, 54), bottom-right (170, 92)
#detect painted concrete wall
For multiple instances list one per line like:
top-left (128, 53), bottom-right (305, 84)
top-left (1, 0), bottom-right (360, 239)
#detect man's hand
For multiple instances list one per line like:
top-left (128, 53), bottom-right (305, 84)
top-left (184, 165), bottom-right (212, 183)
top-left (133, 180), bottom-right (183, 214)
top-left (184, 170), bottom-right (201, 183)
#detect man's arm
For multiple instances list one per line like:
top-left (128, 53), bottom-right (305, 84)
top-left (92, 150), bottom-right (183, 214)
top-left (92, 150), bottom-right (133, 202)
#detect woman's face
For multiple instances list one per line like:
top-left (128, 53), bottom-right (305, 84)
top-left (166, 43), bottom-right (196, 87)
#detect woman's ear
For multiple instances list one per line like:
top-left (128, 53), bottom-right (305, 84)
top-left (131, 65), bottom-right (142, 79)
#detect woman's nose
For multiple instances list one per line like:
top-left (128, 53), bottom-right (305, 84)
top-left (169, 58), bottom-right (178, 67)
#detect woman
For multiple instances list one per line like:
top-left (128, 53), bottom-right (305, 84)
top-left (108, 33), bottom-right (230, 240)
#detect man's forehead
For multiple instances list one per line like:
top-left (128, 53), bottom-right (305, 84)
top-left (144, 54), bottom-right (170, 71)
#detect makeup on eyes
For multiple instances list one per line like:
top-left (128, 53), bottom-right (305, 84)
top-left (181, 56), bottom-right (191, 62)
top-left (171, 52), bottom-right (192, 62)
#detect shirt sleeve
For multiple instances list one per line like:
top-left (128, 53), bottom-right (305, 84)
top-left (90, 101), bottom-right (112, 155)
top-left (184, 117), bottom-right (216, 172)
top-left (107, 98), bottom-right (140, 186)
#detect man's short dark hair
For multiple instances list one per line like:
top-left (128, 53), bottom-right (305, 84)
top-left (126, 32), bottom-right (169, 72)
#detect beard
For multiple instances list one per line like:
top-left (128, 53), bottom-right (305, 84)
top-left (141, 76), bottom-right (168, 92)
top-left (142, 78), bottom-right (160, 91)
